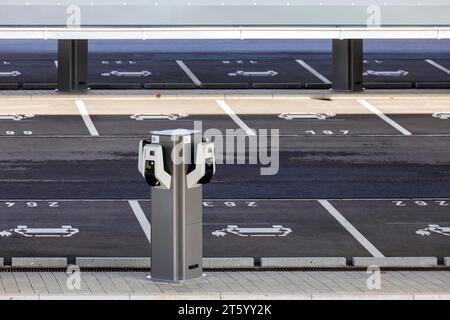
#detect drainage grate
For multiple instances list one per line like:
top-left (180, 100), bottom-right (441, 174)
top-left (0, 266), bottom-right (449, 273)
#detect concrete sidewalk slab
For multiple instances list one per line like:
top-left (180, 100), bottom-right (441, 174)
top-left (0, 270), bottom-right (449, 300)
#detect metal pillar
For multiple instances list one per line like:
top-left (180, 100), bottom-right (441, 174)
top-left (57, 40), bottom-right (88, 92)
top-left (332, 39), bottom-right (363, 92)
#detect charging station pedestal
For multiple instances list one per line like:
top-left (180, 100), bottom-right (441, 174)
top-left (138, 129), bottom-right (215, 282)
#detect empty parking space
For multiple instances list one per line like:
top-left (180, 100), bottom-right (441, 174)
top-left (140, 199), bottom-right (369, 258)
top-left (0, 200), bottom-right (150, 261)
top-left (0, 100), bottom-right (89, 136)
top-left (222, 99), bottom-right (402, 136)
top-left (82, 99), bottom-right (238, 136)
top-left (201, 199), bottom-right (370, 258)
top-left (89, 59), bottom-right (194, 87)
top-left (330, 199), bottom-right (450, 257)
top-left (180, 60), bottom-right (320, 87)
top-left (363, 99), bottom-right (450, 135)
top-left (0, 60), bottom-right (56, 84)
top-left (304, 59), bottom-right (450, 87)
top-left (363, 59), bottom-right (449, 84)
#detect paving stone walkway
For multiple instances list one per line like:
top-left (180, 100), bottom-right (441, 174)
top-left (0, 271), bottom-right (449, 300)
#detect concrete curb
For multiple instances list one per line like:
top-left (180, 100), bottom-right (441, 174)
top-left (75, 257), bottom-right (255, 268)
top-left (39, 295), bottom-right (131, 300)
top-left (414, 294), bottom-right (450, 300)
top-left (352, 257), bottom-right (438, 267)
top-left (12, 257), bottom-right (67, 268)
top-left (444, 257), bottom-right (450, 266)
top-left (221, 293), bottom-right (312, 300)
top-left (2, 89), bottom-right (450, 101)
top-left (311, 293), bottom-right (414, 300)
top-left (203, 258), bottom-right (255, 268)
top-left (3, 293), bottom-right (450, 300)
top-left (260, 257), bottom-right (346, 268)
top-left (131, 294), bottom-right (221, 300)
top-left (3, 256), bottom-right (444, 268)
top-left (76, 257), bottom-right (151, 268)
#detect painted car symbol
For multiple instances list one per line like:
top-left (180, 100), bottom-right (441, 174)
top-left (0, 225), bottom-right (79, 238)
top-left (101, 71), bottom-right (151, 77)
top-left (0, 114), bottom-right (34, 121)
top-left (130, 113), bottom-right (188, 121)
top-left (0, 230), bottom-right (12, 237)
top-left (416, 224), bottom-right (450, 237)
top-left (0, 71), bottom-right (21, 77)
top-left (212, 225), bottom-right (292, 237)
top-left (228, 70), bottom-right (278, 77)
top-left (432, 112), bottom-right (450, 120)
top-left (279, 112), bottom-right (336, 120)
top-left (364, 70), bottom-right (408, 77)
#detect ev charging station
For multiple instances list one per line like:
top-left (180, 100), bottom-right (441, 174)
top-left (138, 129), bottom-right (215, 282)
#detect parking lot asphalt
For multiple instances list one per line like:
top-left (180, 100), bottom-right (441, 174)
top-left (0, 95), bottom-right (449, 260)
top-left (1, 58), bottom-right (449, 89)
top-left (1, 199), bottom-right (449, 262)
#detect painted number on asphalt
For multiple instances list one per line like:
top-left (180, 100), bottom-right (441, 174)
top-left (305, 130), bottom-right (349, 135)
top-left (393, 200), bottom-right (449, 207)
top-left (203, 201), bottom-right (258, 208)
top-left (3, 201), bottom-right (60, 208)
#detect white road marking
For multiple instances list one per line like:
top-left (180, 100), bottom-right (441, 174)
top-left (425, 59), bottom-right (450, 75)
top-left (128, 200), bottom-right (151, 244)
top-left (296, 59), bottom-right (331, 84)
top-left (318, 200), bottom-right (385, 258)
top-left (1, 198), bottom-right (450, 202)
top-left (357, 99), bottom-right (412, 136)
top-left (216, 100), bottom-right (256, 136)
top-left (176, 60), bottom-right (202, 86)
top-left (75, 100), bottom-right (99, 136)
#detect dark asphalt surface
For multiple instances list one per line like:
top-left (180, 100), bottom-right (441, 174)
top-left (1, 37), bottom-right (450, 260)
top-left (1, 58), bottom-right (449, 89)
top-left (0, 114), bottom-right (449, 260)
top-left (0, 115), bottom-right (449, 201)
top-left (1, 199), bottom-right (450, 262)
top-left (0, 40), bottom-right (449, 88)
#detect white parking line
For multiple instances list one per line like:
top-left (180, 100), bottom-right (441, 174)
top-left (318, 200), bottom-right (384, 258)
top-left (75, 100), bottom-right (99, 136)
top-left (216, 100), bottom-right (256, 136)
top-left (176, 60), bottom-right (202, 87)
top-left (357, 99), bottom-right (412, 136)
top-left (128, 200), bottom-right (151, 244)
top-left (296, 60), bottom-right (331, 84)
top-left (425, 59), bottom-right (450, 75)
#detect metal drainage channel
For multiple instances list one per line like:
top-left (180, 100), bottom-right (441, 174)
top-left (0, 267), bottom-right (450, 273)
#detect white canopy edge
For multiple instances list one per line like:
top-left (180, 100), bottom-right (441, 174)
top-left (1, 27), bottom-right (450, 40)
